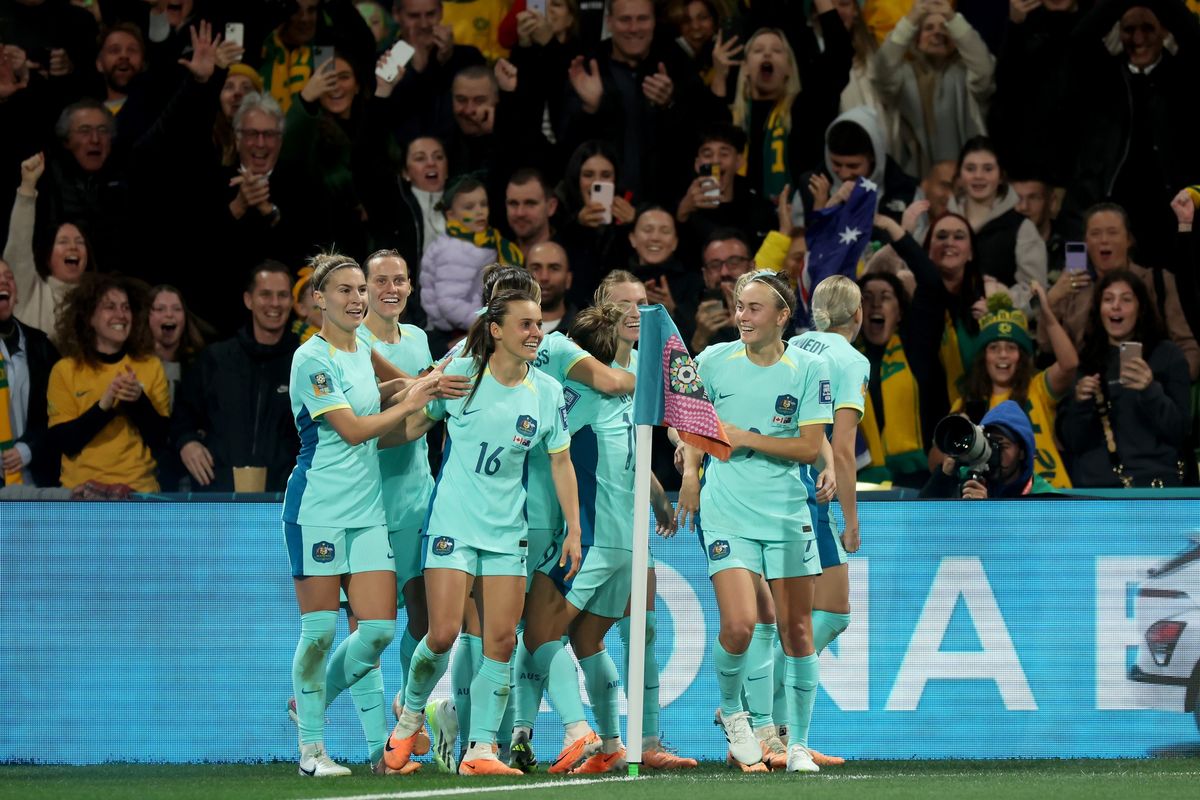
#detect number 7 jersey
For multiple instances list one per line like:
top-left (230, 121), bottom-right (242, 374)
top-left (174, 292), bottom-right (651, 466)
top-left (423, 357), bottom-right (570, 552)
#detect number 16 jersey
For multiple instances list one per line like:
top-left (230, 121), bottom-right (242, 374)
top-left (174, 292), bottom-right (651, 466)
top-left (423, 357), bottom-right (570, 553)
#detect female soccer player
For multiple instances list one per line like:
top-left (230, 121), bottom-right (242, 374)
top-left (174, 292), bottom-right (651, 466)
top-left (342, 249), bottom-right (470, 769)
top-left (677, 270), bottom-right (832, 774)
top-left (283, 253), bottom-right (440, 777)
top-left (787, 275), bottom-right (870, 765)
top-left (384, 290), bottom-right (584, 776)
top-left (518, 286), bottom-right (677, 775)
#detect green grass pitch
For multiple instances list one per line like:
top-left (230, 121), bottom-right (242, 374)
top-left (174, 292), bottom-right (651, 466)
top-left (3, 759), bottom-right (1199, 800)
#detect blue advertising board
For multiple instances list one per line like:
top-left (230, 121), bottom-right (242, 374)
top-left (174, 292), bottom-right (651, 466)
top-left (2, 499), bottom-right (1197, 763)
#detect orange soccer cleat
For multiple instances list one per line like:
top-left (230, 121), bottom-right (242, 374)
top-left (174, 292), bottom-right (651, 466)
top-left (641, 742), bottom-right (698, 770)
top-left (726, 753), bottom-right (769, 772)
top-left (571, 748), bottom-right (626, 774)
top-left (459, 756), bottom-right (523, 776)
top-left (807, 747), bottom-right (846, 767)
top-left (382, 713), bottom-right (425, 772)
top-left (548, 730), bottom-right (601, 774)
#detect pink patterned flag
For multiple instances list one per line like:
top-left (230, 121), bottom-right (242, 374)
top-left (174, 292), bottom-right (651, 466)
top-left (634, 305), bottom-right (731, 461)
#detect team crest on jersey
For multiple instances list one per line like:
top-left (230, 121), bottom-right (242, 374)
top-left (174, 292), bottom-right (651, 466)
top-left (432, 536), bottom-right (455, 556)
top-left (312, 541), bottom-right (335, 563)
top-left (819, 380), bottom-right (832, 404)
top-left (708, 539), bottom-right (731, 561)
top-left (309, 372), bottom-right (332, 396)
top-left (775, 394), bottom-right (797, 415)
top-left (514, 414), bottom-right (537, 447)
top-left (668, 350), bottom-right (705, 398)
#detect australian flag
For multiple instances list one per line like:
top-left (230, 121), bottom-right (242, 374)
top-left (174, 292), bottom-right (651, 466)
top-left (633, 305), bottom-right (730, 461)
top-left (799, 177), bottom-right (879, 328)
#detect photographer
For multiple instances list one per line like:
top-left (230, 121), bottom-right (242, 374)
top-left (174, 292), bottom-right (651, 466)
top-left (920, 400), bottom-right (1056, 498)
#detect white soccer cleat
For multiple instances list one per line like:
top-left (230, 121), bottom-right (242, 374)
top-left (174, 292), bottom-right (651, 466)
top-left (298, 743), bottom-right (351, 777)
top-left (715, 709), bottom-right (762, 767)
top-left (786, 743), bottom-right (820, 773)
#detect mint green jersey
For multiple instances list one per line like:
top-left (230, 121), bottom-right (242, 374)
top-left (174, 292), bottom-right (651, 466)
top-left (358, 323), bottom-right (435, 531)
top-left (424, 357), bottom-right (571, 552)
top-left (789, 331), bottom-right (870, 420)
top-left (525, 332), bottom-right (590, 530)
top-left (563, 351), bottom-right (637, 550)
top-left (284, 335), bottom-right (385, 528)
top-left (693, 341), bottom-right (832, 542)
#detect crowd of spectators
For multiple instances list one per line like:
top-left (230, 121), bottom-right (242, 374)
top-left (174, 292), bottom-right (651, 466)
top-left (1, 0), bottom-right (1199, 496)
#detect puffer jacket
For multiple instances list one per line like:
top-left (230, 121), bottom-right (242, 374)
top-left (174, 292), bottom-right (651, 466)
top-left (420, 235), bottom-right (495, 332)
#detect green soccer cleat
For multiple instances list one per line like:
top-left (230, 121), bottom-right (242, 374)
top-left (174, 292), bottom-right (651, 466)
top-left (425, 698), bottom-right (459, 773)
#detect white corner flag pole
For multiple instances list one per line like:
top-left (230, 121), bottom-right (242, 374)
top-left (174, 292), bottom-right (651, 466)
top-left (626, 424), bottom-right (653, 776)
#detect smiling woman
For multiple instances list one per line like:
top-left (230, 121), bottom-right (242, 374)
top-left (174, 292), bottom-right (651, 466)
top-left (4, 152), bottom-right (96, 340)
top-left (45, 275), bottom-right (169, 492)
top-left (1057, 270), bottom-right (1191, 488)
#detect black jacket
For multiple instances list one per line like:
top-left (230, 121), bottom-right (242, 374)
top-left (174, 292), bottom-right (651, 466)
top-left (170, 326), bottom-right (300, 492)
top-left (1057, 341), bottom-right (1191, 487)
top-left (1062, 0), bottom-right (1200, 266)
top-left (6, 318), bottom-right (60, 486)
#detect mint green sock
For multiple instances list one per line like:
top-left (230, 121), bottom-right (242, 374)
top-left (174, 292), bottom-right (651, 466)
top-left (496, 647), bottom-right (517, 748)
top-left (325, 619), bottom-right (396, 707)
top-left (292, 610), bottom-right (337, 745)
top-left (448, 633), bottom-right (481, 744)
top-left (579, 650), bottom-right (621, 738)
top-left (771, 638), bottom-right (789, 729)
top-left (618, 613), bottom-right (661, 737)
top-left (398, 627), bottom-right (420, 695)
top-left (534, 639), bottom-right (586, 725)
top-left (514, 628), bottom-right (542, 729)
top-left (812, 611), bottom-right (851, 654)
top-left (785, 653), bottom-right (819, 748)
top-left (403, 635), bottom-right (450, 712)
top-left (713, 639), bottom-right (749, 718)
top-left (349, 666), bottom-right (388, 763)
top-left (467, 656), bottom-right (511, 746)
top-left (742, 623), bottom-right (776, 729)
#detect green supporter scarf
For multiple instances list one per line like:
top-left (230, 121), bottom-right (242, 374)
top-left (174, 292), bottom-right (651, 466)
top-left (445, 219), bottom-right (524, 266)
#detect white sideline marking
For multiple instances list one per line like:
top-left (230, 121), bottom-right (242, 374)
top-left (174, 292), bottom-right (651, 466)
top-left (298, 775), bottom-right (636, 800)
top-left (299, 769), bottom-right (1200, 799)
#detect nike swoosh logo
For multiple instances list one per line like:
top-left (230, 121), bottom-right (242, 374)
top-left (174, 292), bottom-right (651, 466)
top-left (462, 408), bottom-right (481, 415)
top-left (359, 703), bottom-right (381, 714)
top-left (386, 552), bottom-right (394, 559)
top-left (299, 765), bottom-right (316, 776)
top-left (747, 675), bottom-right (767, 682)
top-left (301, 688), bottom-right (320, 694)
top-left (718, 392), bottom-right (735, 399)
top-left (75, 390), bottom-right (89, 397)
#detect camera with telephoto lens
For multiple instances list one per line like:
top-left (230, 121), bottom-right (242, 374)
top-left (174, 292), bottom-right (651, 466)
top-left (933, 415), bottom-right (1003, 484)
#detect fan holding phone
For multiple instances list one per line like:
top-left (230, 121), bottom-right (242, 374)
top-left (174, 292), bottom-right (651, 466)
top-left (1056, 269), bottom-right (1192, 488)
top-left (1040, 204), bottom-right (1200, 381)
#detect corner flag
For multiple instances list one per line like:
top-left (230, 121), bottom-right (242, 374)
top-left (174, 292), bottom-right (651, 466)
top-left (633, 304), bottom-right (730, 460)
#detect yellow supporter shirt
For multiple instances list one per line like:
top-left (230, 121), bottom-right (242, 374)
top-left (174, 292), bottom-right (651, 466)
top-left (47, 355), bottom-right (170, 492)
top-left (951, 369), bottom-right (1072, 489)
top-left (442, 0), bottom-right (511, 62)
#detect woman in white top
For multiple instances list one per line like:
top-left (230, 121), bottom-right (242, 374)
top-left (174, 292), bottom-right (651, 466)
top-left (4, 153), bottom-right (92, 339)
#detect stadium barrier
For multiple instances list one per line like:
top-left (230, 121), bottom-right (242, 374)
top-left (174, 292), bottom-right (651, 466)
top-left (3, 498), bottom-right (1198, 763)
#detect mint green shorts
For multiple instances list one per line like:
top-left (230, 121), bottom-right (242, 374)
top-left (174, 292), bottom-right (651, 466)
top-left (422, 534), bottom-right (527, 578)
top-left (527, 527), bottom-right (559, 591)
top-left (700, 532), bottom-right (821, 581)
top-left (285, 522), bottom-right (394, 578)
top-left (540, 543), bottom-right (632, 619)
top-left (390, 526), bottom-right (424, 600)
